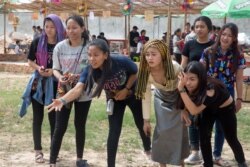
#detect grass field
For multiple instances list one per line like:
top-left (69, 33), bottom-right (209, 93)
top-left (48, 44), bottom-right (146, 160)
top-left (0, 72), bottom-right (249, 167)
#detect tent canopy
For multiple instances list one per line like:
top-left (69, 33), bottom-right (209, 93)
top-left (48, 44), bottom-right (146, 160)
top-left (1, 0), bottom-right (213, 16)
top-left (201, 0), bottom-right (250, 19)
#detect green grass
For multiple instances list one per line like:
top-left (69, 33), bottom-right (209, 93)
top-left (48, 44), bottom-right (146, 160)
top-left (0, 75), bottom-right (250, 156)
top-left (0, 76), bottom-right (152, 154)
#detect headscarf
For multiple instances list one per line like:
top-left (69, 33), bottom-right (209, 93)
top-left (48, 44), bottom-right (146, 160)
top-left (135, 39), bottom-right (176, 99)
top-left (36, 14), bottom-right (65, 67)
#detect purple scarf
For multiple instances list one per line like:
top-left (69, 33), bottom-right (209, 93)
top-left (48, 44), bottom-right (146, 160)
top-left (36, 14), bottom-right (65, 68)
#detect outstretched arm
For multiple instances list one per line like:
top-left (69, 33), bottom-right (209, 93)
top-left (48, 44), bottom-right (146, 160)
top-left (47, 82), bottom-right (85, 112)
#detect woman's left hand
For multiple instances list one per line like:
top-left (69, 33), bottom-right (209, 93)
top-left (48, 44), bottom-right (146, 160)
top-left (114, 88), bottom-right (129, 101)
top-left (235, 99), bottom-right (242, 113)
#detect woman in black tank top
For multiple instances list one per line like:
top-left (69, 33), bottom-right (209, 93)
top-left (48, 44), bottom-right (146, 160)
top-left (177, 62), bottom-right (247, 167)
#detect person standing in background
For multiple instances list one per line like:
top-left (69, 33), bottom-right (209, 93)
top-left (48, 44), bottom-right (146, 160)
top-left (129, 26), bottom-right (140, 53)
top-left (184, 25), bottom-right (196, 43)
top-left (182, 22), bottom-right (191, 39)
top-left (97, 32), bottom-right (109, 44)
top-left (173, 28), bottom-right (184, 64)
top-left (32, 25), bottom-right (39, 40)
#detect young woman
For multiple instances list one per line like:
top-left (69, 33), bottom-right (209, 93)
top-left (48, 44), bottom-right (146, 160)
top-left (200, 23), bottom-right (246, 113)
top-left (173, 28), bottom-right (184, 64)
top-left (48, 38), bottom-right (151, 167)
top-left (135, 39), bottom-right (190, 167)
top-left (181, 16), bottom-right (214, 67)
top-left (49, 15), bottom-right (92, 167)
top-left (25, 14), bottom-right (65, 163)
top-left (177, 61), bottom-right (248, 167)
top-left (200, 23), bottom-right (246, 165)
top-left (181, 16), bottom-right (226, 165)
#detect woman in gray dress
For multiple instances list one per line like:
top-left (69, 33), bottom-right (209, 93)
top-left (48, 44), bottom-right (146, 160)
top-left (135, 39), bottom-right (190, 167)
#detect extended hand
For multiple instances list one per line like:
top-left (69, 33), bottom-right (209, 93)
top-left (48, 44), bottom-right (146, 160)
top-left (47, 99), bottom-right (63, 112)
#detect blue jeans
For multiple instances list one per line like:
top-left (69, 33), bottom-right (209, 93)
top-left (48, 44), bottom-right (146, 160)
top-left (213, 87), bottom-right (235, 159)
top-left (188, 115), bottom-right (200, 151)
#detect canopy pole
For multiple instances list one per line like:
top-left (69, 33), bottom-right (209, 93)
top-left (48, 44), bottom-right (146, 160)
top-left (4, 2), bottom-right (6, 54)
top-left (224, 17), bottom-right (227, 24)
top-left (125, 15), bottom-right (127, 40)
top-left (128, 15), bottom-right (131, 56)
top-left (184, 10), bottom-right (187, 28)
top-left (166, 0), bottom-right (172, 57)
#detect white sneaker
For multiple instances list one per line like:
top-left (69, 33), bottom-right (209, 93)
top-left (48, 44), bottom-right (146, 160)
top-left (184, 152), bottom-right (203, 165)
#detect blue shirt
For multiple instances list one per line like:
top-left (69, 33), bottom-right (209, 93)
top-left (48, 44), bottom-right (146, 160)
top-left (79, 55), bottom-right (137, 99)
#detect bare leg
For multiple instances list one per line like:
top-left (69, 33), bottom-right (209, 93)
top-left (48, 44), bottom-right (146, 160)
top-left (160, 163), bottom-right (166, 167)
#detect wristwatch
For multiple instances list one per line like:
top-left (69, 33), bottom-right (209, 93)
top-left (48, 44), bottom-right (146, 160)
top-left (179, 88), bottom-right (186, 93)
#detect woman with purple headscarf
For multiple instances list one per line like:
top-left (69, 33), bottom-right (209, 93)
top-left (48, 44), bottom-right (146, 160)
top-left (27, 14), bottom-right (65, 163)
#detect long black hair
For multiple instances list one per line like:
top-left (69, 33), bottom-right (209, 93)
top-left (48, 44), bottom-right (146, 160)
top-left (193, 16), bottom-right (213, 33)
top-left (177, 61), bottom-right (226, 109)
top-left (65, 14), bottom-right (89, 45)
top-left (85, 39), bottom-right (112, 97)
top-left (184, 61), bottom-right (207, 105)
top-left (204, 23), bottom-right (240, 73)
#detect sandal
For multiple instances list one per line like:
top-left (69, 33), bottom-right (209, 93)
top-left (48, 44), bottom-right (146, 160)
top-left (35, 152), bottom-right (45, 163)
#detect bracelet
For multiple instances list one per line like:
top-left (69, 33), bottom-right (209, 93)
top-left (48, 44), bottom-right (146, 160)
top-left (179, 88), bottom-right (186, 93)
top-left (60, 98), bottom-right (67, 105)
top-left (236, 98), bottom-right (243, 102)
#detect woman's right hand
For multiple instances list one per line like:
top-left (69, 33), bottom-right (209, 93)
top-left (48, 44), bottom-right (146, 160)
top-left (59, 75), bottom-right (69, 85)
top-left (47, 99), bottom-right (64, 112)
top-left (143, 120), bottom-right (151, 137)
top-left (178, 71), bottom-right (187, 91)
top-left (38, 66), bottom-right (48, 77)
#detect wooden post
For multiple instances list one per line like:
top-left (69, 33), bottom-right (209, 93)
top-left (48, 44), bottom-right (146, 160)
top-left (128, 15), bottom-right (131, 56)
top-left (184, 10), bottom-right (187, 29)
top-left (125, 15), bottom-right (127, 39)
top-left (3, 2), bottom-right (6, 54)
top-left (166, 0), bottom-right (172, 57)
